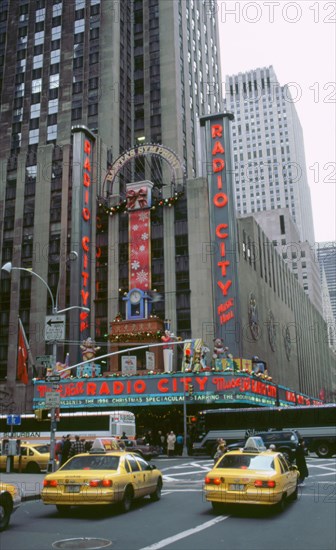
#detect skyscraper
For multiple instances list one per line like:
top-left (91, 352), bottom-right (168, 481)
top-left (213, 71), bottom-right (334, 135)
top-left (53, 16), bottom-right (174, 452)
top-left (225, 66), bottom-right (315, 246)
top-left (0, 0), bottom-right (222, 379)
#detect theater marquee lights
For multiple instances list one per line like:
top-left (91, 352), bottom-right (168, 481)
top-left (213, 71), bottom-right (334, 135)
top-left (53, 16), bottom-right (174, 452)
top-left (200, 113), bottom-right (240, 356)
top-left (33, 372), bottom-right (322, 409)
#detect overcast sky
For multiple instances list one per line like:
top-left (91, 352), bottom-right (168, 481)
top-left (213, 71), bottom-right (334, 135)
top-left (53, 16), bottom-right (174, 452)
top-left (217, 0), bottom-right (336, 243)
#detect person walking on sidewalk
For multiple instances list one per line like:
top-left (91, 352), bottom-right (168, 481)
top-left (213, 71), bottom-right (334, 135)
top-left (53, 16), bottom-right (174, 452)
top-left (60, 434), bottom-right (72, 466)
top-left (167, 431), bottom-right (176, 457)
top-left (69, 435), bottom-right (86, 458)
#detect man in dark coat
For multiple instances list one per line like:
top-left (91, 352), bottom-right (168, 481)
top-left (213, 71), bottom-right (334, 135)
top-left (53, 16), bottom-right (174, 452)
top-left (295, 438), bottom-right (309, 485)
top-left (61, 434), bottom-right (72, 465)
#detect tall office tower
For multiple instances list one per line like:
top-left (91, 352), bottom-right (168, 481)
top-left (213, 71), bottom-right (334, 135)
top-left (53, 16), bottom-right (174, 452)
top-left (317, 242), bottom-right (336, 322)
top-left (0, 0), bottom-right (222, 381)
top-left (224, 66), bottom-right (315, 246)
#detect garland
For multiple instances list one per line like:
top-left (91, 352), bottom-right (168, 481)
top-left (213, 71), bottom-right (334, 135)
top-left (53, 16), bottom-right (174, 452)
top-left (97, 191), bottom-right (184, 217)
top-left (108, 330), bottom-right (164, 343)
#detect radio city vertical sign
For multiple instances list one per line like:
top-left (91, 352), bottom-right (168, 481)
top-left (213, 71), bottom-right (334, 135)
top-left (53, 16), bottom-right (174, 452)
top-left (200, 113), bottom-right (240, 356)
top-left (69, 126), bottom-right (96, 356)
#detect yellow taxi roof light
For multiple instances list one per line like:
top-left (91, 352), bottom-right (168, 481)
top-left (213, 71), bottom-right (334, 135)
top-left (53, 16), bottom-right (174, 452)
top-left (90, 438), bottom-right (120, 452)
top-left (243, 436), bottom-right (267, 452)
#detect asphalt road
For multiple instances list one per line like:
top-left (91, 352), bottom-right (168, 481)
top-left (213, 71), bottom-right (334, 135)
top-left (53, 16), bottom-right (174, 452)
top-left (1, 456), bottom-right (335, 550)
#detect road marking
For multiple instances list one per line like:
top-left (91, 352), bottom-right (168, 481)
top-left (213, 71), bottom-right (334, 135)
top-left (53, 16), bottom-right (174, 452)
top-left (138, 516), bottom-right (229, 550)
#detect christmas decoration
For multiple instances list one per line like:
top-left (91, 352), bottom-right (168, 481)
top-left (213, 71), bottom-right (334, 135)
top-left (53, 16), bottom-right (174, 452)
top-left (97, 191), bottom-right (184, 217)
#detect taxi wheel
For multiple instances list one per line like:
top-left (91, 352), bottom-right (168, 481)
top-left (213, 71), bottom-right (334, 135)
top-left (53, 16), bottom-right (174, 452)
top-left (150, 479), bottom-right (162, 502)
top-left (26, 462), bottom-right (40, 473)
top-left (211, 501), bottom-right (224, 513)
top-left (275, 494), bottom-right (287, 513)
top-left (120, 486), bottom-right (133, 513)
top-left (290, 483), bottom-right (298, 501)
top-left (56, 505), bottom-right (71, 516)
top-left (0, 495), bottom-right (12, 532)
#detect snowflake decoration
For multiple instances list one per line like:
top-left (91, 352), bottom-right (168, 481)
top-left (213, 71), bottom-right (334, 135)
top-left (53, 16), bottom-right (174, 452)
top-left (136, 270), bottom-right (148, 284)
top-left (132, 224), bottom-right (139, 231)
top-left (139, 245), bottom-right (146, 252)
top-left (139, 212), bottom-right (148, 222)
top-left (141, 232), bottom-right (149, 241)
top-left (131, 260), bottom-right (140, 270)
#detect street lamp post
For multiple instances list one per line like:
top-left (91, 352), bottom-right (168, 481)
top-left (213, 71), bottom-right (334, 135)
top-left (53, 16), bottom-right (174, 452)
top-left (1, 261), bottom-right (89, 472)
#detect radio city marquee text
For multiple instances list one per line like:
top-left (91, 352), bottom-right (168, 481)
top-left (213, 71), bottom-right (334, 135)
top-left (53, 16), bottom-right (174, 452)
top-left (80, 138), bottom-right (92, 333)
top-left (35, 374), bottom-right (279, 405)
top-left (211, 122), bottom-right (234, 326)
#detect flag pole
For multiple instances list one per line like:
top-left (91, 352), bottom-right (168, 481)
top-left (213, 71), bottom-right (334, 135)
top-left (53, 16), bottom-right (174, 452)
top-left (18, 317), bottom-right (35, 379)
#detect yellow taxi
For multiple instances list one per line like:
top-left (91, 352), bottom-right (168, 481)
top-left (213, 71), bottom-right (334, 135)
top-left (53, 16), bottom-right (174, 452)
top-left (204, 437), bottom-right (299, 513)
top-left (0, 482), bottom-right (21, 531)
top-left (41, 439), bottom-right (163, 515)
top-left (0, 442), bottom-right (52, 473)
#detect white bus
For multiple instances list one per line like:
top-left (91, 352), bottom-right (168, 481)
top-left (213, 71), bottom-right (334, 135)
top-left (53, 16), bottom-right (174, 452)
top-left (0, 410), bottom-right (136, 443)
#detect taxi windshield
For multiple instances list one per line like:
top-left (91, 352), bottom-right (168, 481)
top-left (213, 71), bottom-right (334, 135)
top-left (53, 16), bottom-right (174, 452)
top-left (61, 455), bottom-right (120, 471)
top-left (216, 454), bottom-right (275, 471)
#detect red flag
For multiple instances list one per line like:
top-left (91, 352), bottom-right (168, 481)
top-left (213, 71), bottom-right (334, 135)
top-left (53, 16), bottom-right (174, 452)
top-left (17, 319), bottom-right (29, 384)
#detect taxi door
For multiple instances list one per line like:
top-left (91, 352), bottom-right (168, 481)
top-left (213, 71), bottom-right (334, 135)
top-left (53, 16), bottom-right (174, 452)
top-left (125, 454), bottom-right (146, 497)
top-left (278, 454), bottom-right (296, 494)
top-left (134, 455), bottom-right (157, 496)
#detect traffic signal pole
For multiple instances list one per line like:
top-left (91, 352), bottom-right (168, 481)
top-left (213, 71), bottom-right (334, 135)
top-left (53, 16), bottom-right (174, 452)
top-left (182, 381), bottom-right (189, 457)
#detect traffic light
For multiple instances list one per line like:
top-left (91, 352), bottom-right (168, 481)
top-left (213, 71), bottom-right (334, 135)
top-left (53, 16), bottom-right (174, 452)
top-left (188, 383), bottom-right (194, 397)
top-left (34, 409), bottom-right (49, 421)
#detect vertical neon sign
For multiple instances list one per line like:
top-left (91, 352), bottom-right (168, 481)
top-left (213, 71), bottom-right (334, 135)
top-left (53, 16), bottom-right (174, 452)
top-left (200, 113), bottom-right (240, 356)
top-left (70, 126), bottom-right (96, 362)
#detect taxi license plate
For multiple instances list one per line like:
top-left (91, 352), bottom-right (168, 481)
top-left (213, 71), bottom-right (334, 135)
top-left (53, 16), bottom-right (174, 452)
top-left (229, 484), bottom-right (244, 491)
top-left (65, 485), bottom-right (81, 493)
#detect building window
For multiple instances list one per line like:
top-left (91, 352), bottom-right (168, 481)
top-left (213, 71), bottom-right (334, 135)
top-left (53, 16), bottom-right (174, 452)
top-left (29, 129), bottom-right (39, 144)
top-left (34, 31), bottom-right (44, 45)
top-left (47, 125), bottom-right (58, 142)
top-left (33, 55), bottom-right (43, 69)
top-left (49, 74), bottom-right (59, 89)
top-left (52, 26), bottom-right (61, 40)
top-left (89, 52), bottom-right (99, 64)
top-left (75, 19), bottom-right (85, 34)
top-left (48, 98), bottom-right (58, 114)
top-left (30, 103), bottom-right (41, 118)
top-left (31, 79), bottom-right (42, 93)
top-left (50, 49), bottom-right (60, 64)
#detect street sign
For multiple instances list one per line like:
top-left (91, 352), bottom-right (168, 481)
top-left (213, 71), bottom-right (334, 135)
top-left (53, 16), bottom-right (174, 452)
top-left (36, 355), bottom-right (53, 363)
top-left (45, 375), bottom-right (61, 383)
top-left (45, 315), bottom-right (66, 341)
top-left (6, 415), bottom-right (21, 426)
top-left (36, 355), bottom-right (53, 367)
top-left (45, 392), bottom-right (61, 408)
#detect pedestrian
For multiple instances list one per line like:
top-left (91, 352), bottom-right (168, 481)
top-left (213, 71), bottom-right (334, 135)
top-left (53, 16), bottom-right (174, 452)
top-left (295, 438), bottom-right (309, 485)
top-left (54, 436), bottom-right (65, 465)
top-left (167, 431), bottom-right (176, 457)
top-left (214, 441), bottom-right (227, 463)
top-left (158, 430), bottom-right (166, 454)
top-left (121, 431), bottom-right (127, 440)
top-left (60, 434), bottom-right (72, 465)
top-left (69, 435), bottom-right (86, 458)
top-left (176, 433), bottom-right (184, 456)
